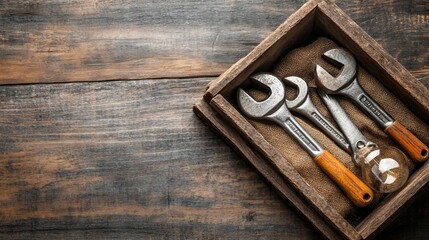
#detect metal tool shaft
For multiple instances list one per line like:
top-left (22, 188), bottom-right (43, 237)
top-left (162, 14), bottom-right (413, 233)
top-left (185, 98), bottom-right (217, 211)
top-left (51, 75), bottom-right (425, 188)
top-left (337, 79), bottom-right (394, 129)
top-left (268, 104), bottom-right (324, 158)
top-left (291, 93), bottom-right (350, 153)
top-left (283, 76), bottom-right (350, 152)
top-left (318, 90), bottom-right (370, 165)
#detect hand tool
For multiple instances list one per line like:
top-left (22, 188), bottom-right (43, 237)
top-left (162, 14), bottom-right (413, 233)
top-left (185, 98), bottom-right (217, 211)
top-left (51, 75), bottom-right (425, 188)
top-left (282, 76), bottom-right (350, 153)
top-left (237, 73), bottom-right (373, 207)
top-left (318, 90), bottom-right (409, 193)
top-left (315, 48), bottom-right (429, 163)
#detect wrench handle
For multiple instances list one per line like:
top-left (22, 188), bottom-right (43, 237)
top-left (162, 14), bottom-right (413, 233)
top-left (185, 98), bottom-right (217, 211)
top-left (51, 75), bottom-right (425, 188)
top-left (314, 150), bottom-right (374, 207)
top-left (385, 121), bottom-right (429, 163)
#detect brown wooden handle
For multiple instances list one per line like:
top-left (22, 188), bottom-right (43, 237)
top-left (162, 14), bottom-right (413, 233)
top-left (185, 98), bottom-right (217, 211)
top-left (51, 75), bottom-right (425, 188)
top-left (314, 150), bottom-right (374, 207)
top-left (384, 121), bottom-right (429, 163)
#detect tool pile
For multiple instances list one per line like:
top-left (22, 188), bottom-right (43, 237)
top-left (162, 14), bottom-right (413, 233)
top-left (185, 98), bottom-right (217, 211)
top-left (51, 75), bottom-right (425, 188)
top-left (237, 48), bottom-right (429, 207)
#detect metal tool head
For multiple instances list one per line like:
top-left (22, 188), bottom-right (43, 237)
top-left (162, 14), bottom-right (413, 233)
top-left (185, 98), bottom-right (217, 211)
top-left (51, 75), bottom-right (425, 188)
top-left (282, 76), bottom-right (308, 109)
top-left (237, 73), bottom-right (284, 118)
top-left (315, 48), bottom-right (357, 93)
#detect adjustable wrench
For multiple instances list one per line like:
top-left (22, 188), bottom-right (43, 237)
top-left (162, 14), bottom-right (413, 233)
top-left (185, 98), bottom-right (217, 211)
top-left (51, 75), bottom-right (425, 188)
top-left (315, 49), bottom-right (429, 163)
top-left (237, 73), bottom-right (373, 207)
top-left (283, 76), bottom-right (350, 153)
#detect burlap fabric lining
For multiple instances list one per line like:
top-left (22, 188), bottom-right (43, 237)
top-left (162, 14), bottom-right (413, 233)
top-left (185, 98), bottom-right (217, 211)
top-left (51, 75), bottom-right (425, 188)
top-left (244, 37), bottom-right (429, 218)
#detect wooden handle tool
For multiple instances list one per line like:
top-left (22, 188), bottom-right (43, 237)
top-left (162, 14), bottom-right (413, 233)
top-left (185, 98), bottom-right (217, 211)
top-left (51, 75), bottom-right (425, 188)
top-left (385, 121), bottom-right (429, 163)
top-left (315, 150), bottom-right (374, 207)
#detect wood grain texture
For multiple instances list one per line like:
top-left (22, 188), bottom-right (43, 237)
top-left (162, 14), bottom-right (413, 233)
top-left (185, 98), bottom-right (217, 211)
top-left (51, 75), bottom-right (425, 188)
top-left (204, 0), bottom-right (317, 101)
top-left (0, 0), bottom-right (427, 86)
top-left (384, 121), bottom-right (429, 163)
top-left (0, 0), bottom-right (428, 239)
top-left (204, 1), bottom-right (429, 238)
top-left (209, 95), bottom-right (361, 240)
top-left (194, 99), bottom-right (343, 240)
top-left (334, 0), bottom-right (429, 85)
top-left (356, 157), bottom-right (429, 239)
top-left (0, 0), bottom-right (300, 84)
top-left (0, 78), bottom-right (320, 239)
top-left (0, 78), bottom-right (427, 239)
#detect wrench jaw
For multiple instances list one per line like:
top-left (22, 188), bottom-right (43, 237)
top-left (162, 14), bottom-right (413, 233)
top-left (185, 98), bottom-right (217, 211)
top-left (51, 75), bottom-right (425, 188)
top-left (282, 76), bottom-right (309, 109)
top-left (237, 73), bottom-right (285, 119)
top-left (315, 48), bottom-right (357, 93)
top-left (237, 73), bottom-right (323, 157)
top-left (322, 49), bottom-right (357, 75)
top-left (282, 76), bottom-right (320, 121)
top-left (315, 65), bottom-right (340, 93)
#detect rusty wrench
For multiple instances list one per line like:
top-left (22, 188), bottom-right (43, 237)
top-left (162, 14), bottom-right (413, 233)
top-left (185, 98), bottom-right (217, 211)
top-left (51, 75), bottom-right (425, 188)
top-left (315, 49), bottom-right (429, 163)
top-left (237, 73), bottom-right (373, 207)
top-left (282, 76), bottom-right (350, 153)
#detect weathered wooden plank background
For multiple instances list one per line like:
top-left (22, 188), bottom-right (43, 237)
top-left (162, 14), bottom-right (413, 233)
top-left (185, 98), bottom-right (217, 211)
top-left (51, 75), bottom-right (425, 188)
top-left (0, 0), bottom-right (427, 239)
top-left (0, 0), bottom-right (428, 85)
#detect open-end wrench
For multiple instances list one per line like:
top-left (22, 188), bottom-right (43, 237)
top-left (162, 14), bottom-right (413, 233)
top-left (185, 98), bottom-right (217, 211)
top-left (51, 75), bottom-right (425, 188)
top-left (237, 73), bottom-right (373, 207)
top-left (315, 48), bottom-right (429, 163)
top-left (282, 76), bottom-right (350, 153)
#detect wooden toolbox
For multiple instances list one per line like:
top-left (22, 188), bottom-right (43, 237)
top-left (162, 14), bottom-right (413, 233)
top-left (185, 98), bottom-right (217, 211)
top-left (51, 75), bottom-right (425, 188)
top-left (194, 0), bottom-right (429, 239)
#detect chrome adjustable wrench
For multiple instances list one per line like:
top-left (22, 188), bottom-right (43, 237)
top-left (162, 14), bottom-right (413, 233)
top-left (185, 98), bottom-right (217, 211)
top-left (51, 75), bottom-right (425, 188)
top-left (237, 73), bottom-right (373, 207)
top-left (315, 49), bottom-right (429, 163)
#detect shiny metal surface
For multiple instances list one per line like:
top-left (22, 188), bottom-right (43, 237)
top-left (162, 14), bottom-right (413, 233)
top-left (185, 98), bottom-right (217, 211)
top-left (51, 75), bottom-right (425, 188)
top-left (316, 49), bottom-right (356, 92)
top-left (237, 73), bottom-right (284, 118)
top-left (318, 90), bottom-right (376, 165)
top-left (237, 73), bottom-right (323, 158)
top-left (283, 76), bottom-right (350, 153)
top-left (315, 48), bottom-right (394, 129)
